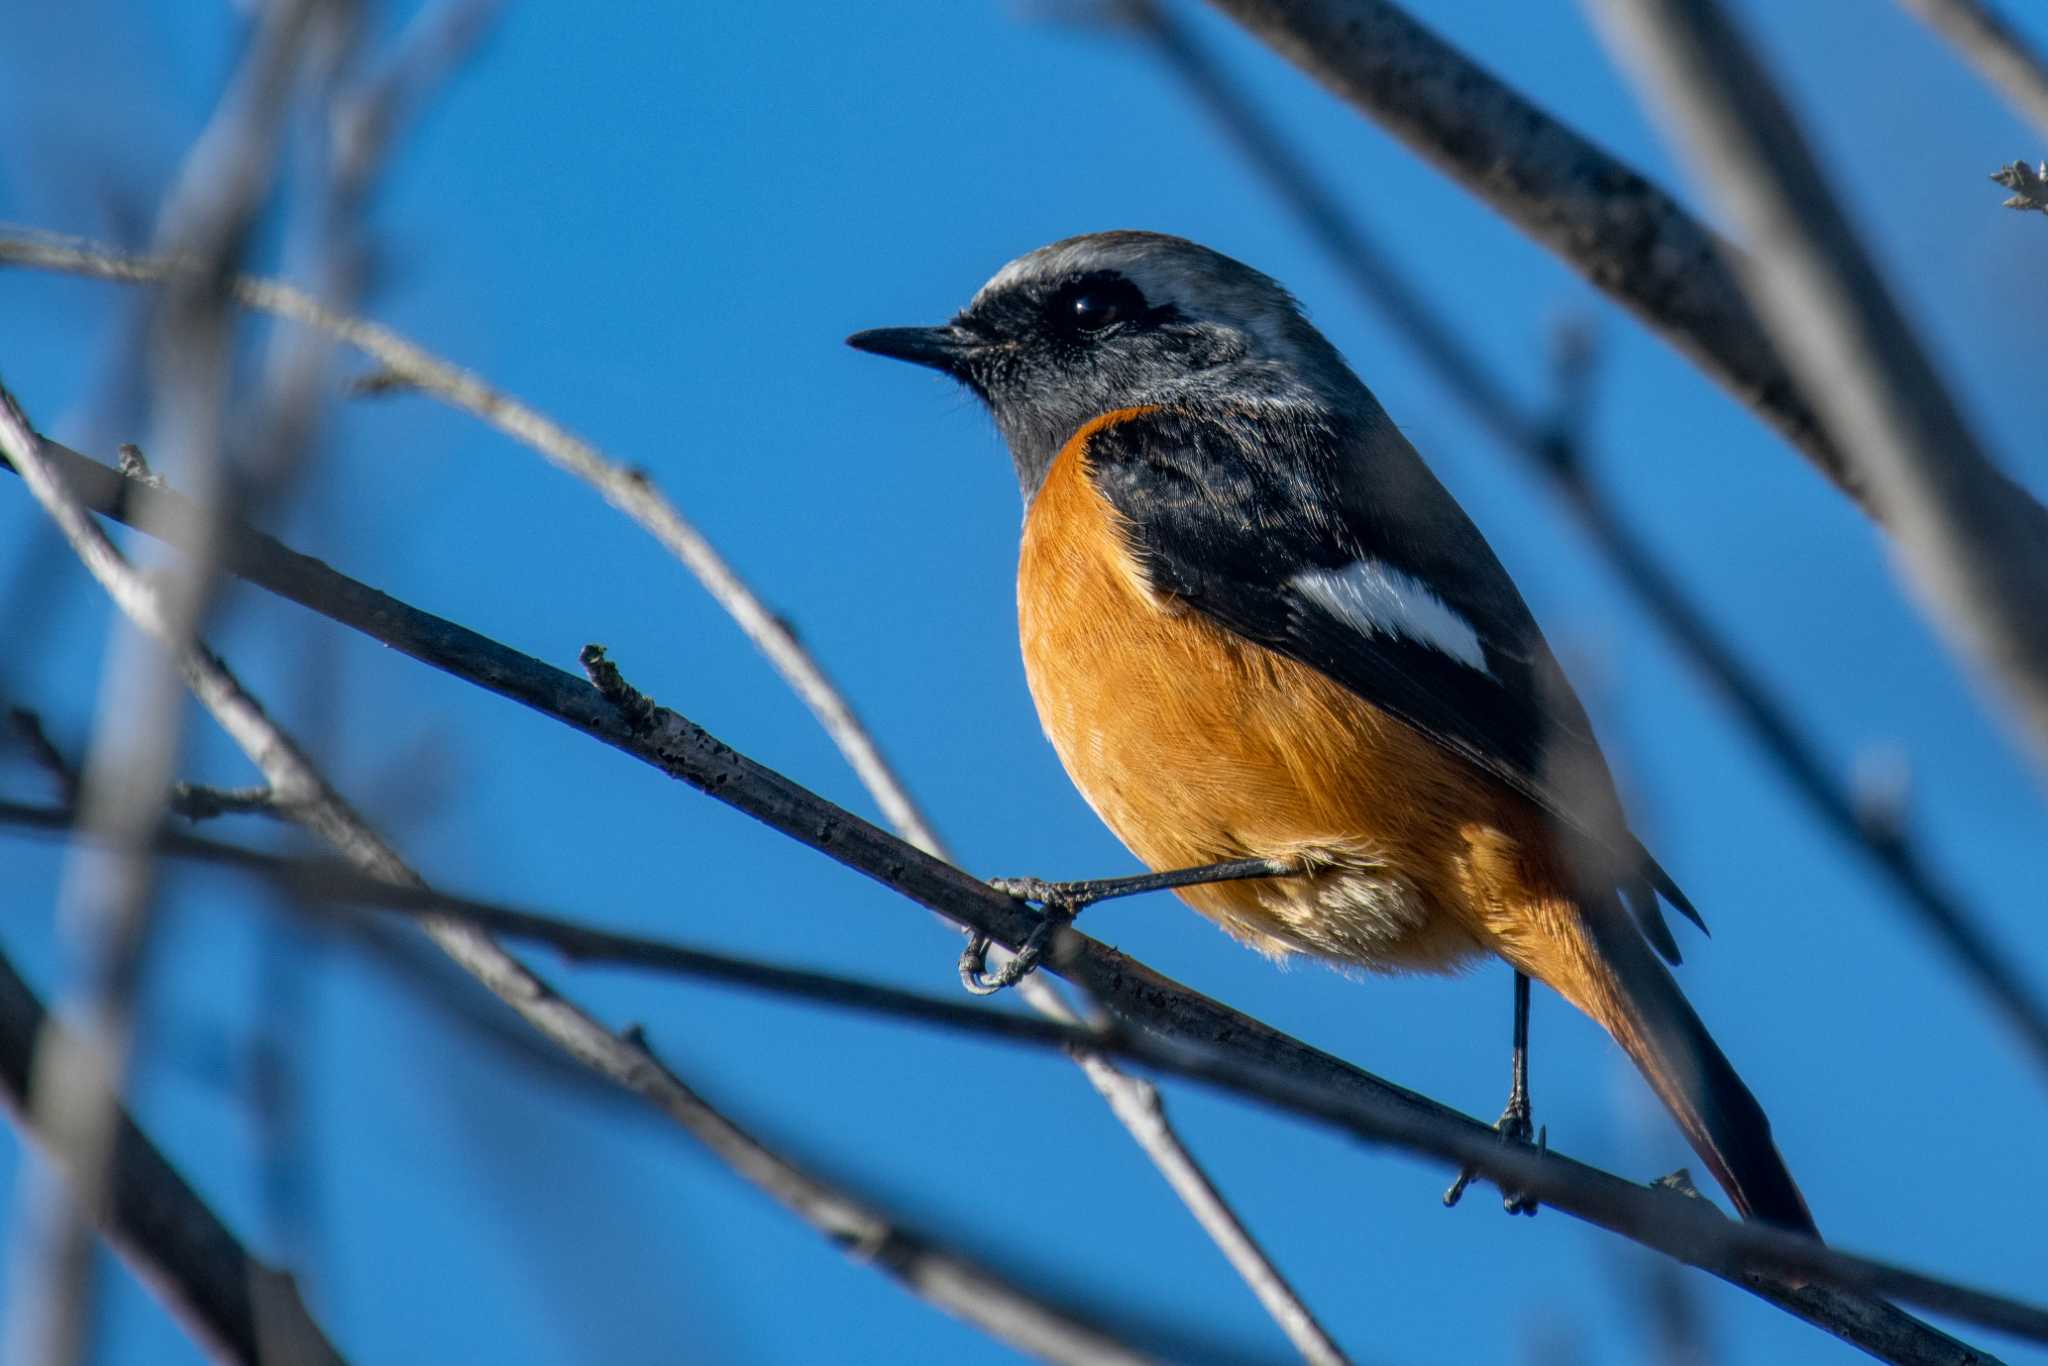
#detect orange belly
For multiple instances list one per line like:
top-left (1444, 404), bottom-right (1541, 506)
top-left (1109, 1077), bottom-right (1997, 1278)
top-left (1017, 411), bottom-right (1571, 975)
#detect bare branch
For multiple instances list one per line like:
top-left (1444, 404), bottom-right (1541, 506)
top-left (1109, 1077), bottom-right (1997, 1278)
top-left (1, 795), bottom-right (2036, 1362)
top-left (6, 710), bottom-right (277, 823)
top-left (1067, 1056), bottom-right (1351, 1366)
top-left (332, 0), bottom-right (504, 194)
top-left (1109, 0), bottom-right (2048, 1080)
top-left (6, 708), bottom-right (80, 807)
top-left (1585, 0), bottom-right (2048, 778)
top-left (3, 2), bottom-right (325, 1357)
top-left (0, 228), bottom-right (1349, 1366)
top-left (1, 438), bottom-right (2018, 1364)
top-left (1195, 0), bottom-right (2048, 552)
top-left (0, 380), bottom-right (1157, 1366)
top-left (1193, 0), bottom-right (1845, 502)
top-left (1897, 0), bottom-right (2048, 141)
top-left (0, 227), bottom-right (945, 858)
top-left (0, 935), bottom-right (344, 1365)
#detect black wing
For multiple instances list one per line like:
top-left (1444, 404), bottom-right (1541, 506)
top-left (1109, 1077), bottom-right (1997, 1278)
top-left (1084, 407), bottom-right (1699, 958)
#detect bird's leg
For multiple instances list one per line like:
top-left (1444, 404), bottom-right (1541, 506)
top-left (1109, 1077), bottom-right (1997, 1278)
top-left (1443, 969), bottom-right (1545, 1215)
top-left (989, 856), bottom-right (1299, 912)
top-left (961, 857), bottom-right (1299, 996)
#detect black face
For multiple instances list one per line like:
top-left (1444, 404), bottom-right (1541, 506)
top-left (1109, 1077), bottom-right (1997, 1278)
top-left (848, 270), bottom-right (1181, 391)
top-left (958, 269), bottom-right (1179, 369)
top-left (849, 259), bottom-right (1251, 499)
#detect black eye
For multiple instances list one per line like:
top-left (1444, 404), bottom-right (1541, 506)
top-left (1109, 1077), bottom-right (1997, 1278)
top-left (1050, 276), bottom-right (1148, 335)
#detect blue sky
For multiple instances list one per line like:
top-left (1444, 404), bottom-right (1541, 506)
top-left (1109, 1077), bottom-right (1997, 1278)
top-left (3, 2), bottom-right (2047, 1362)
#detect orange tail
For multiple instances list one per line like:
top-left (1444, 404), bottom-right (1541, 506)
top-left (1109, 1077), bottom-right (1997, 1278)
top-left (1519, 903), bottom-right (1817, 1236)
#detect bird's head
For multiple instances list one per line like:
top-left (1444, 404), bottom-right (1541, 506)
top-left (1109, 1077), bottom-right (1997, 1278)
top-left (848, 231), bottom-right (1363, 498)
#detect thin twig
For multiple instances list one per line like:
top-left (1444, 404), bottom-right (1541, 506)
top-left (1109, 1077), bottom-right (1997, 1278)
top-left (6, 708), bottom-right (80, 806)
top-left (0, 379), bottom-right (1156, 1366)
top-left (1584, 0), bottom-right (2048, 780)
top-left (1067, 1056), bottom-right (1351, 1366)
top-left (0, 795), bottom-right (2035, 1362)
top-left (1110, 0), bottom-right (2048, 1080)
top-left (1897, 0), bottom-right (2048, 141)
top-left (0, 438), bottom-right (2007, 1364)
top-left (169, 782), bottom-right (281, 821)
top-left (6, 711), bottom-right (277, 822)
top-left (0, 228), bottom-right (1349, 1366)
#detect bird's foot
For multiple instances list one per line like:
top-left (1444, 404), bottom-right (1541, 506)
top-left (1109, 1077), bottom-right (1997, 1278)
top-left (959, 879), bottom-right (1089, 997)
top-left (963, 858), bottom-right (1299, 997)
top-left (1442, 1096), bottom-right (1545, 1216)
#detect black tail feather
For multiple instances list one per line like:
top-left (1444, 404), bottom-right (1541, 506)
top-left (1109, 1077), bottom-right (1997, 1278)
top-left (1579, 904), bottom-right (1817, 1236)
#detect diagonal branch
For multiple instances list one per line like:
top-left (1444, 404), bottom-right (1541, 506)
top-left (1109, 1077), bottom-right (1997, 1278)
top-left (0, 382), bottom-right (1156, 1366)
top-left (1584, 0), bottom-right (2048, 777)
top-left (0, 936), bottom-right (344, 1366)
top-left (2, 797), bottom-right (2039, 1363)
top-left (0, 229), bottom-right (1350, 1366)
top-left (1897, 0), bottom-right (2048, 142)
top-left (1195, 0), bottom-right (2048, 548)
top-left (1, 435), bottom-right (2018, 1364)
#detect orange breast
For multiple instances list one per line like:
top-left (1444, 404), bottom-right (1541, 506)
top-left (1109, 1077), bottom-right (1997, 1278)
top-left (1017, 410), bottom-right (1569, 974)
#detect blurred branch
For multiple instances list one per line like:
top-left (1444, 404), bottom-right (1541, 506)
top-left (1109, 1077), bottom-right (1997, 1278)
top-left (338, 914), bottom-right (651, 1109)
top-left (0, 439), bottom-right (2019, 1365)
top-left (1990, 159), bottom-right (2048, 213)
top-left (0, 940), bottom-right (344, 1365)
top-left (1585, 0), bottom-right (2048, 772)
top-left (1196, 0), bottom-right (2048, 546)
top-left (6, 707), bottom-right (80, 808)
top-left (3, 2), bottom-right (325, 1359)
top-left (249, 0), bottom-right (502, 484)
top-left (1897, 0), bottom-right (2048, 141)
top-left (1194, 0), bottom-right (1845, 502)
top-left (8, 707), bottom-right (626, 1143)
top-left (169, 782), bottom-right (282, 821)
top-left (9, 705), bottom-right (284, 823)
top-left (332, 0), bottom-right (503, 194)
top-left (1092, 0), bottom-right (1536, 446)
top-left (0, 793), bottom-right (2038, 1362)
top-left (1105, 0), bottom-right (2048, 1080)
top-left (0, 383), bottom-right (1157, 1366)
top-left (0, 230), bottom-right (1350, 1366)
top-left (1069, 1054), bottom-right (1348, 1366)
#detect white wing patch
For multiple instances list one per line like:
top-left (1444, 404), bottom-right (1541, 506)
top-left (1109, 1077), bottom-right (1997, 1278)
top-left (1291, 560), bottom-right (1490, 674)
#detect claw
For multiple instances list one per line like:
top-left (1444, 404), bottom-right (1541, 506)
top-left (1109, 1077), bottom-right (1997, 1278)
top-left (1443, 1102), bottom-right (1544, 1216)
top-left (960, 883), bottom-right (1079, 996)
top-left (966, 859), bottom-right (1298, 996)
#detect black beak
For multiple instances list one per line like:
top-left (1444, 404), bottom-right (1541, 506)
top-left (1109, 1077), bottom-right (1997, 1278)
top-left (845, 324), bottom-right (979, 377)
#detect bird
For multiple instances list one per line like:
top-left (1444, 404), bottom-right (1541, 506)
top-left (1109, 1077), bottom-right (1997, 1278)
top-left (848, 230), bottom-right (1815, 1235)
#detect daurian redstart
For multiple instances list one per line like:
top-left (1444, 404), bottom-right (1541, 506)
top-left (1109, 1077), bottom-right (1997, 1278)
top-left (850, 231), bottom-right (1813, 1234)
